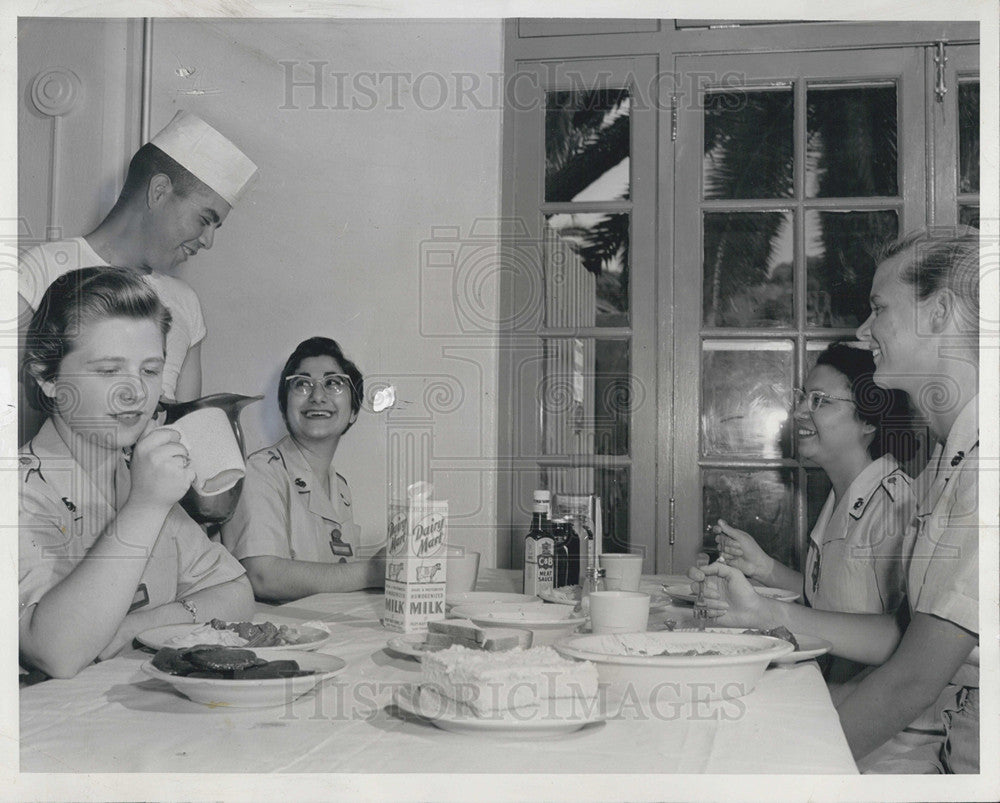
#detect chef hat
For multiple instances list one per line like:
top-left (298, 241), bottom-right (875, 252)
top-left (150, 111), bottom-right (258, 207)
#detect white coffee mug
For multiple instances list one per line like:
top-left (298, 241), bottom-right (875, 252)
top-left (445, 547), bottom-right (481, 594)
top-left (599, 553), bottom-right (644, 591)
top-left (589, 591), bottom-right (650, 634)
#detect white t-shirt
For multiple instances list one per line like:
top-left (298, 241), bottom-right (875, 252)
top-left (19, 237), bottom-right (207, 399)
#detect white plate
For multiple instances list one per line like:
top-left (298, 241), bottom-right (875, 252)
top-left (386, 634), bottom-right (443, 661)
top-left (542, 586), bottom-right (673, 615)
top-left (141, 650), bottom-right (346, 708)
top-left (445, 592), bottom-right (543, 610)
top-left (662, 584), bottom-right (801, 605)
top-left (393, 684), bottom-right (604, 738)
top-left (554, 632), bottom-right (793, 706)
top-left (136, 623), bottom-right (332, 656)
top-left (673, 628), bottom-right (832, 664)
top-left (451, 604), bottom-right (587, 646)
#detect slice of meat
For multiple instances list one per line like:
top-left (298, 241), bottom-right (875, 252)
top-left (151, 647), bottom-right (200, 676)
top-left (184, 646), bottom-right (266, 672)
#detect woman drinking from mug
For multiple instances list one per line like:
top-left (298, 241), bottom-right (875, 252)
top-left (19, 268), bottom-right (254, 680)
top-left (221, 337), bottom-right (385, 601)
top-left (691, 228), bottom-right (981, 773)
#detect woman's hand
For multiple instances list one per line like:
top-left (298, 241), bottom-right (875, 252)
top-left (687, 561), bottom-right (771, 627)
top-left (127, 422), bottom-right (195, 512)
top-left (713, 519), bottom-right (774, 582)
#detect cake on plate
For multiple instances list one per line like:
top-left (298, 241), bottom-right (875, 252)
top-left (419, 645), bottom-right (598, 718)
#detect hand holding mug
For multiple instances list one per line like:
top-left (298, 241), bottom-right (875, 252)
top-left (128, 421), bottom-right (195, 511)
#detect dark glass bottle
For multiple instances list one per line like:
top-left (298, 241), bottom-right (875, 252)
top-left (552, 517), bottom-right (570, 588)
top-left (523, 490), bottom-right (555, 596)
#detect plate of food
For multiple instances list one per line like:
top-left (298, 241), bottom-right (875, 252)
top-left (387, 619), bottom-right (533, 661)
top-left (661, 584), bottom-right (801, 605)
top-left (553, 631), bottom-right (793, 708)
top-left (141, 646), bottom-right (346, 707)
top-left (392, 645), bottom-right (604, 737)
top-left (450, 604), bottom-right (587, 646)
top-left (136, 619), bottom-right (332, 655)
top-left (539, 585), bottom-right (580, 605)
top-left (673, 626), bottom-right (832, 664)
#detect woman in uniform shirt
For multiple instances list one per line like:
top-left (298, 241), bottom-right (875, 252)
top-left (713, 342), bottom-right (915, 681)
top-left (221, 337), bottom-right (385, 601)
top-left (691, 227), bottom-right (981, 773)
top-left (19, 267), bottom-right (254, 680)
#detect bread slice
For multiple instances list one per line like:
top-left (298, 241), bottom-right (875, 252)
top-left (420, 645), bottom-right (598, 717)
top-left (427, 618), bottom-right (481, 641)
top-left (479, 627), bottom-right (532, 651)
top-left (426, 619), bottom-right (532, 651)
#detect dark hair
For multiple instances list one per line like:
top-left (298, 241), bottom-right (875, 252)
top-left (21, 267), bottom-right (172, 412)
top-left (814, 342), bottom-right (915, 462)
top-left (876, 226), bottom-right (980, 331)
top-left (278, 337), bottom-right (363, 430)
top-left (118, 142), bottom-right (205, 202)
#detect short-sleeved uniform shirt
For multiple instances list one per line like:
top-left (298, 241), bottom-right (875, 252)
top-left (18, 237), bottom-right (207, 399)
top-left (220, 435), bottom-right (361, 564)
top-left (804, 454), bottom-right (915, 615)
top-left (19, 419), bottom-right (246, 620)
top-left (857, 397), bottom-right (980, 774)
top-left (906, 397), bottom-right (979, 688)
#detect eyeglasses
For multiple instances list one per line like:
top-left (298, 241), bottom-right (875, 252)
top-left (793, 387), bottom-right (854, 413)
top-left (285, 373), bottom-right (352, 397)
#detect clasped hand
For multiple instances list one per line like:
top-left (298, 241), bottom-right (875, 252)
top-left (687, 555), bottom-right (768, 627)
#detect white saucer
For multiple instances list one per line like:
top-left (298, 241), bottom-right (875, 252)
top-left (392, 684), bottom-right (605, 737)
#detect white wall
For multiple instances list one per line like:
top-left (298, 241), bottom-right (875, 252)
top-left (149, 20), bottom-right (505, 564)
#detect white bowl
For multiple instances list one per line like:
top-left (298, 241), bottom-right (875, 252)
top-left (554, 631), bottom-right (793, 708)
top-left (450, 604), bottom-right (587, 646)
top-left (141, 650), bottom-right (346, 708)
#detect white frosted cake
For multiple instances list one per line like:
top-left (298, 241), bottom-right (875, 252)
top-left (419, 645), bottom-right (598, 718)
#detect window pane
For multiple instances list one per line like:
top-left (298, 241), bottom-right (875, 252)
top-left (703, 88), bottom-right (794, 199)
top-left (542, 338), bottom-right (631, 456)
top-left (702, 341), bottom-right (793, 459)
top-left (702, 468), bottom-right (795, 567)
top-left (703, 211), bottom-right (793, 327)
top-left (545, 89), bottom-right (630, 202)
top-left (959, 205), bottom-right (979, 228)
top-left (806, 84), bottom-right (898, 198)
top-left (546, 467), bottom-right (631, 554)
top-left (959, 82), bottom-right (980, 194)
top-left (545, 213), bottom-right (629, 327)
top-left (805, 210), bottom-right (898, 327)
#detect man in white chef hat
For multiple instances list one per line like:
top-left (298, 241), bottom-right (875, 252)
top-left (18, 111), bottom-right (257, 441)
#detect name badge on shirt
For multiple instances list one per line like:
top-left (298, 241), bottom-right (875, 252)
top-left (330, 527), bottom-right (353, 560)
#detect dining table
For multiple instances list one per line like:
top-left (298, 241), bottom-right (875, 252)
top-left (19, 568), bottom-right (858, 774)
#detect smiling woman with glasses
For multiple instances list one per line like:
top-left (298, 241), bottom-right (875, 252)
top-left (710, 342), bottom-right (916, 683)
top-left (221, 336), bottom-right (385, 601)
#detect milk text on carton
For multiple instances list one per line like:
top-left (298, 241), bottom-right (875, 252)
top-left (383, 490), bottom-right (448, 633)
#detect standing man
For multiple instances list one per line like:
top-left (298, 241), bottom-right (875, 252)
top-left (18, 111), bottom-right (257, 442)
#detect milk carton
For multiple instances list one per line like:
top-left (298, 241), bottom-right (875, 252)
top-left (383, 481), bottom-right (448, 633)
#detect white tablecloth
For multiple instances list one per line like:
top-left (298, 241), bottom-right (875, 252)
top-left (20, 570), bottom-right (857, 774)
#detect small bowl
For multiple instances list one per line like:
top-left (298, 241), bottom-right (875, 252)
top-left (554, 631), bottom-right (793, 708)
top-left (450, 603), bottom-right (587, 646)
